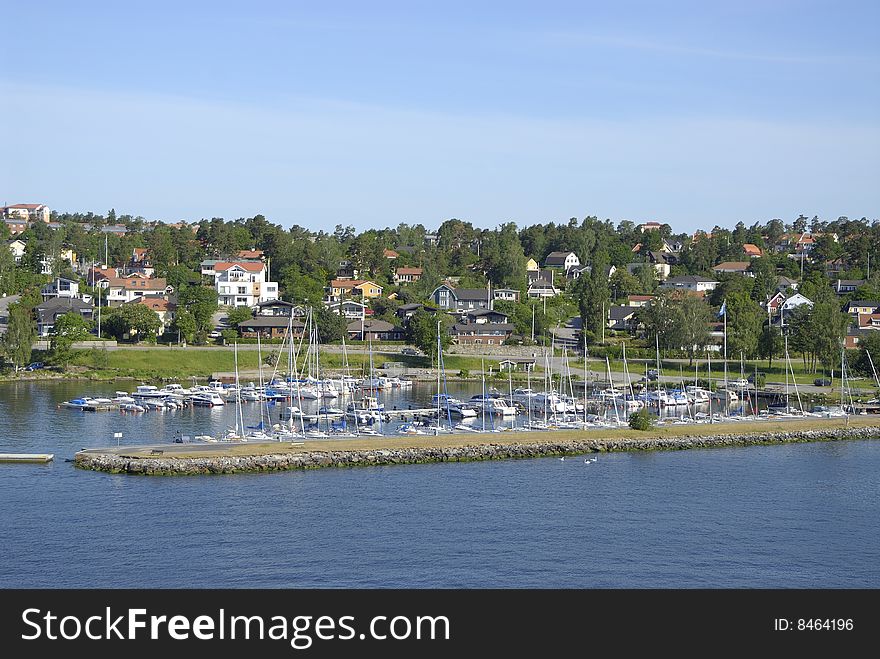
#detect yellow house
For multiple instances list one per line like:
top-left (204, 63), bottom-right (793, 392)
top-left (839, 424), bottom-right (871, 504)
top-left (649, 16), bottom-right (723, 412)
top-left (326, 279), bottom-right (384, 302)
top-left (526, 258), bottom-right (539, 272)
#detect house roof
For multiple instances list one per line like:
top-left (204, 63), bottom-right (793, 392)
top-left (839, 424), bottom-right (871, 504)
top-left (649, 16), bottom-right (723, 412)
top-left (847, 300), bottom-right (880, 309)
top-left (235, 250), bottom-right (263, 259)
top-left (214, 261), bottom-right (264, 273)
top-left (395, 267), bottom-right (423, 275)
top-left (330, 279), bottom-right (382, 290)
top-left (254, 299), bottom-right (295, 308)
top-left (4, 203), bottom-right (46, 210)
top-left (383, 248), bottom-right (399, 259)
top-left (466, 309), bottom-right (507, 318)
top-left (346, 319), bottom-right (398, 332)
top-left (397, 303), bottom-right (424, 312)
top-left (544, 251), bottom-right (576, 265)
top-left (628, 295), bottom-right (654, 302)
top-left (528, 279), bottom-right (556, 290)
top-left (837, 279), bottom-right (865, 287)
top-left (108, 276), bottom-right (168, 290)
top-left (713, 261), bottom-right (751, 271)
top-left (609, 306), bottom-right (638, 321)
top-left (36, 297), bottom-right (93, 323)
top-left (239, 316), bottom-right (305, 329)
top-left (132, 297), bottom-right (174, 312)
top-left (665, 275), bottom-right (717, 284)
top-left (742, 243), bottom-right (763, 256)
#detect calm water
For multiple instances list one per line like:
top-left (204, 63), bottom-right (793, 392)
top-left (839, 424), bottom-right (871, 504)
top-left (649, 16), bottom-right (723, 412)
top-left (1, 381), bottom-right (878, 588)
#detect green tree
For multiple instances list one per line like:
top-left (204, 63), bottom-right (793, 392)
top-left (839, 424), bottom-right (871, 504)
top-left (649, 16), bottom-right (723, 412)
top-left (170, 308), bottom-right (197, 344)
top-left (103, 304), bottom-right (162, 342)
top-left (678, 292), bottom-right (713, 364)
top-left (177, 285), bottom-right (218, 337)
top-left (724, 292), bottom-right (765, 359)
top-left (314, 306), bottom-right (347, 344)
top-left (225, 306), bottom-right (254, 332)
top-left (758, 324), bottom-right (783, 368)
top-left (406, 309), bottom-right (452, 358)
top-left (608, 268), bottom-right (640, 301)
top-left (2, 302), bottom-right (36, 369)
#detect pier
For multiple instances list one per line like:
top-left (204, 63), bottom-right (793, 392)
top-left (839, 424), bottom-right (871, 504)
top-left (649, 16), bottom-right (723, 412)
top-left (0, 453), bottom-right (54, 463)
top-left (74, 417), bottom-right (880, 476)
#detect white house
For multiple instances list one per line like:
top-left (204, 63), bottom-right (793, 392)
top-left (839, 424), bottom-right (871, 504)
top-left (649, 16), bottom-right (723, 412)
top-left (215, 261), bottom-right (279, 307)
top-left (41, 277), bottom-right (80, 300)
top-left (660, 275), bottom-right (718, 293)
top-left (7, 239), bottom-right (26, 263)
top-left (543, 251), bottom-right (581, 272)
top-left (105, 274), bottom-right (173, 306)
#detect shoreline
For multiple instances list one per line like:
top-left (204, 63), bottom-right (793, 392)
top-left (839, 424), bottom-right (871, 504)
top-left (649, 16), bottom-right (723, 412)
top-left (74, 418), bottom-right (880, 476)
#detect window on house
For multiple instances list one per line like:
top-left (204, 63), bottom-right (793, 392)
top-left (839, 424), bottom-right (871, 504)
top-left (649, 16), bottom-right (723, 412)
top-left (238, 286), bottom-right (247, 295)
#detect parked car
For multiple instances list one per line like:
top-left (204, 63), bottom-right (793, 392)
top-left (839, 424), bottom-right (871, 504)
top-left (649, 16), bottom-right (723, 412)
top-left (814, 378), bottom-right (832, 387)
top-left (24, 362), bottom-right (44, 371)
top-left (646, 369), bottom-right (659, 381)
top-left (401, 347), bottom-right (420, 356)
top-left (208, 330), bottom-right (221, 338)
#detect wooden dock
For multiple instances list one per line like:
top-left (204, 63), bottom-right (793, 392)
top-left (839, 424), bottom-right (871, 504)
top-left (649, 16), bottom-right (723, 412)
top-left (0, 453), bottom-right (54, 463)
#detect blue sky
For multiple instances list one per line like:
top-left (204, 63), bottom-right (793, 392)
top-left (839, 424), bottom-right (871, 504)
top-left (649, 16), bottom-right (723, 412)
top-left (2, 1), bottom-right (878, 232)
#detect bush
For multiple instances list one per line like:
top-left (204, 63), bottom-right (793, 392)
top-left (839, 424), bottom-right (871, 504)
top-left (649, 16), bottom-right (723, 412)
top-left (458, 369), bottom-right (470, 379)
top-left (628, 408), bottom-right (653, 431)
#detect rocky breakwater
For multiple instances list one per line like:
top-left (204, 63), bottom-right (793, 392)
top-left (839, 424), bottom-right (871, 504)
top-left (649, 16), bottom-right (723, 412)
top-left (73, 425), bottom-right (880, 476)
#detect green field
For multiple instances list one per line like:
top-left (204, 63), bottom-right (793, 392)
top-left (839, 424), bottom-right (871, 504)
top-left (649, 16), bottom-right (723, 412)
top-left (56, 348), bottom-right (517, 380)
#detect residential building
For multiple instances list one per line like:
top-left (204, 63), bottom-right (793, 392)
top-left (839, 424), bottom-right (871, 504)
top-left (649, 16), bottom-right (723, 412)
top-left (627, 295), bottom-right (655, 307)
top-left (525, 258), bottom-right (540, 273)
top-left (429, 284), bottom-right (490, 311)
top-left (123, 247), bottom-right (155, 277)
top-left (493, 288), bottom-right (520, 303)
top-left (776, 276), bottom-right (799, 293)
top-left (568, 264), bottom-right (617, 280)
top-left (527, 279), bottom-right (559, 299)
top-left (396, 303), bottom-right (427, 320)
top-left (857, 313), bottom-right (880, 331)
top-left (393, 267), bottom-right (423, 285)
top-left (326, 300), bottom-right (370, 320)
top-left (637, 221), bottom-right (663, 232)
top-left (215, 262), bottom-right (279, 307)
top-left (713, 261), bottom-right (753, 276)
top-left (129, 297), bottom-right (176, 333)
top-left (463, 309), bottom-right (509, 324)
top-left (7, 238), bottom-right (26, 262)
top-left (626, 262), bottom-right (669, 281)
top-left (527, 268), bottom-right (556, 285)
top-left (660, 276), bottom-right (718, 293)
top-left (346, 319), bottom-right (405, 342)
top-left (41, 277), bottom-right (80, 300)
top-left (846, 300), bottom-right (880, 317)
top-left (3, 217), bottom-right (27, 235)
top-left (383, 248), bottom-right (399, 259)
top-left (2, 203), bottom-right (50, 224)
top-left (742, 243), bottom-right (763, 258)
top-left (835, 279), bottom-right (865, 295)
top-left (451, 322), bottom-right (515, 346)
top-left (325, 279), bottom-right (383, 303)
top-left (424, 233), bottom-right (440, 248)
top-left (105, 274), bottom-right (174, 306)
top-left (35, 297), bottom-right (94, 336)
top-left (238, 316), bottom-right (306, 339)
top-left (608, 306), bottom-right (638, 331)
top-left (335, 260), bottom-right (359, 280)
top-left (235, 249), bottom-right (264, 261)
top-left (777, 294), bottom-right (814, 325)
top-left (252, 300), bottom-right (306, 317)
top-left (543, 251), bottom-right (580, 272)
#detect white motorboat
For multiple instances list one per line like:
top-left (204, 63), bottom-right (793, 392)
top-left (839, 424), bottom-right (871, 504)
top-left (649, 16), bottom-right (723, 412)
top-left (191, 392), bottom-right (225, 407)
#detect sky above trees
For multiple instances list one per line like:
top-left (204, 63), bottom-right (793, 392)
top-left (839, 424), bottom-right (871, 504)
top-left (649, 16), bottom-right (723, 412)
top-left (2, 1), bottom-right (877, 231)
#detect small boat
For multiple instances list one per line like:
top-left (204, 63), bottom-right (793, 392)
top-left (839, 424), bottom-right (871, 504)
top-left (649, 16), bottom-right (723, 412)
top-left (191, 392), bottom-right (225, 407)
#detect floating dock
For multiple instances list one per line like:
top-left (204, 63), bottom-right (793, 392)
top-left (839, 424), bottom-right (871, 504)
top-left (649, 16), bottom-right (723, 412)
top-left (0, 453), bottom-right (54, 463)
